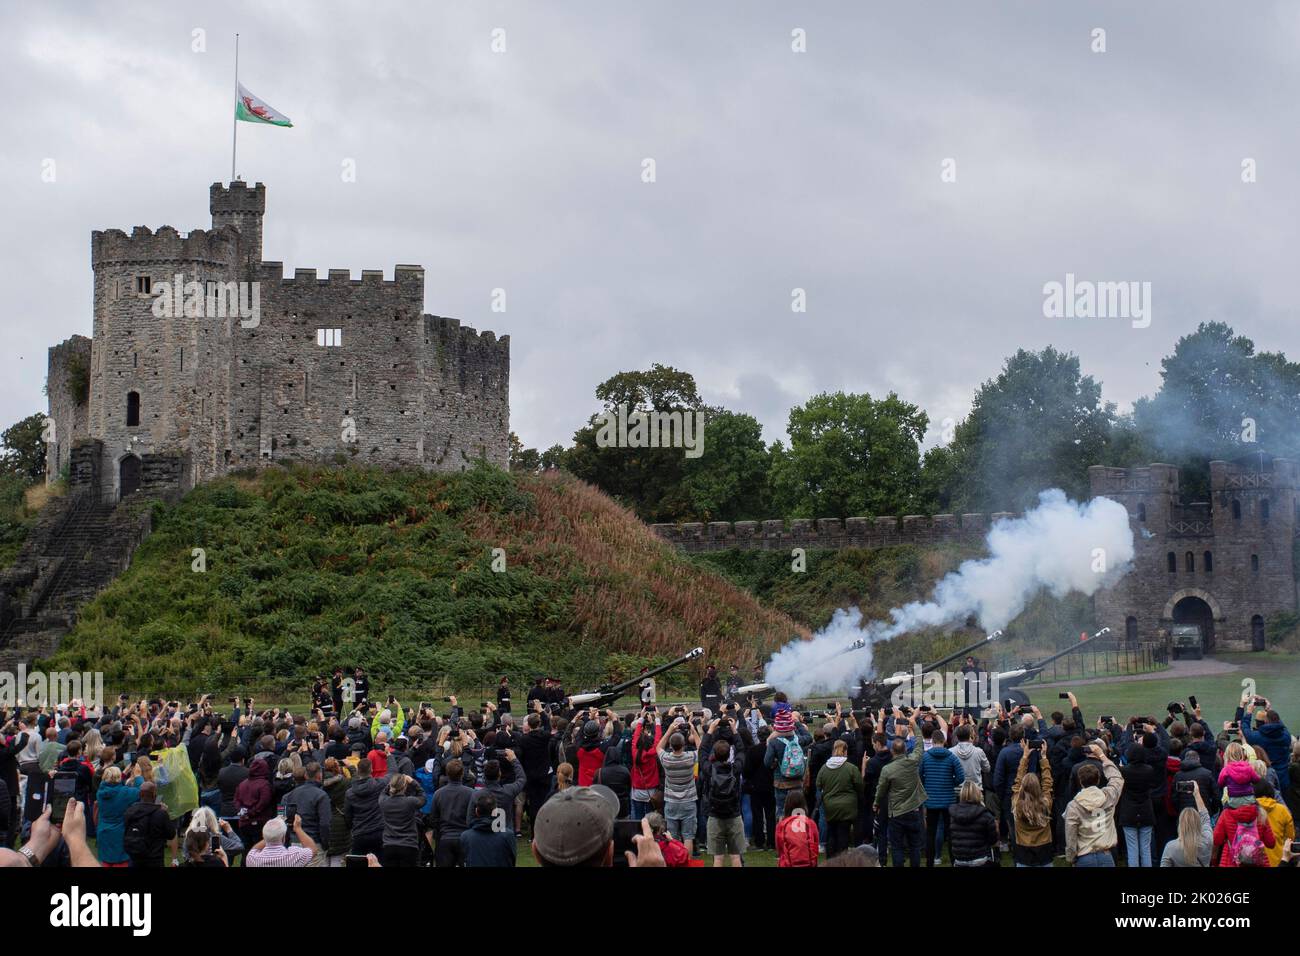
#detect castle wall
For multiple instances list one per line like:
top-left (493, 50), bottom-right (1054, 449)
top-left (45, 336), bottom-right (92, 482)
top-left (424, 315), bottom-right (510, 470)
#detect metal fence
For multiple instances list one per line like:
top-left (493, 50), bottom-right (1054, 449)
top-left (993, 640), bottom-right (1167, 685)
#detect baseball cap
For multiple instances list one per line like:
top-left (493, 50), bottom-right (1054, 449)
top-left (532, 785), bottom-right (618, 866)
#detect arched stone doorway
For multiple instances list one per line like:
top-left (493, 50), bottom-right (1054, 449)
top-left (119, 454), bottom-right (142, 498)
top-left (1171, 595), bottom-right (1215, 653)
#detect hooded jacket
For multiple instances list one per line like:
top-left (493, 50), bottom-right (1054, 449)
top-left (461, 812), bottom-right (517, 867)
top-left (323, 773), bottom-right (352, 856)
top-left (1212, 801), bottom-right (1275, 867)
top-left (1244, 722), bottom-right (1293, 790)
top-left (284, 779), bottom-right (332, 853)
top-left (1172, 751), bottom-right (1220, 817)
top-left (920, 745), bottom-right (965, 809)
top-left (815, 755), bottom-right (864, 822)
top-left (949, 800), bottom-right (999, 863)
top-left (1257, 796), bottom-right (1295, 868)
top-left (1218, 761), bottom-right (1259, 800)
top-left (1116, 749), bottom-right (1158, 828)
top-left (234, 759), bottom-right (273, 827)
top-left (343, 776), bottom-right (385, 840)
top-left (951, 740), bottom-right (991, 791)
top-left (1065, 761), bottom-right (1123, 862)
top-left (776, 809), bottom-right (819, 867)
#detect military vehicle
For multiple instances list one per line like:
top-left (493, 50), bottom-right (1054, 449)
top-left (566, 647), bottom-right (704, 710)
top-left (1170, 624), bottom-right (1204, 661)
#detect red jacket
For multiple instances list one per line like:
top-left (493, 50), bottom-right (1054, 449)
top-left (656, 835), bottom-right (690, 867)
top-left (367, 748), bottom-right (389, 778)
top-left (1212, 802), bottom-right (1275, 867)
top-left (576, 744), bottom-right (607, 787)
top-left (777, 811), bottom-right (819, 867)
top-left (630, 725), bottom-right (663, 791)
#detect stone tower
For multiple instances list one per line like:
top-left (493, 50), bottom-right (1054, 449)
top-left (1089, 457), bottom-right (1299, 651)
top-left (48, 182), bottom-right (510, 498)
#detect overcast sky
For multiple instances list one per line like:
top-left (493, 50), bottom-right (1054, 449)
top-left (4, 1), bottom-right (1299, 454)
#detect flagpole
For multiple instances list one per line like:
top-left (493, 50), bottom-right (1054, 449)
top-left (231, 33), bottom-right (239, 182)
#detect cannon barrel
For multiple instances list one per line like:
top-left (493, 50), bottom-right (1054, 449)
top-left (996, 627), bottom-right (1109, 687)
top-left (567, 647), bottom-right (704, 708)
top-left (921, 629), bottom-right (1004, 673)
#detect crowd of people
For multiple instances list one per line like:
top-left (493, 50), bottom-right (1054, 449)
top-left (1, 671), bottom-right (1297, 870)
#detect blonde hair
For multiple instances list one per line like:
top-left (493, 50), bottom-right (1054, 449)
top-left (1013, 773), bottom-right (1050, 830)
top-left (959, 780), bottom-right (982, 805)
top-left (1223, 742), bottom-right (1247, 763)
top-left (101, 766), bottom-right (122, 785)
top-left (187, 806), bottom-right (220, 838)
top-left (1176, 807), bottom-right (1203, 866)
top-left (134, 755), bottom-right (153, 782)
top-left (81, 728), bottom-right (104, 762)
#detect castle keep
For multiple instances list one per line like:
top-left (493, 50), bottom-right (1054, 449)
top-left (46, 182), bottom-right (510, 498)
top-left (655, 456), bottom-right (1299, 653)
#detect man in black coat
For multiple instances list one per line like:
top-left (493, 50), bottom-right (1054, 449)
top-left (519, 712), bottom-right (554, 834)
top-left (122, 782), bottom-right (175, 867)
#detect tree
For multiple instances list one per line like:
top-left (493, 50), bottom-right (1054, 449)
top-left (0, 412), bottom-right (47, 484)
top-left (508, 432), bottom-right (542, 473)
top-left (769, 391), bottom-right (927, 519)
top-left (937, 348), bottom-right (1115, 512)
top-left (566, 365), bottom-right (705, 522)
top-left (1130, 322), bottom-right (1300, 499)
top-left (680, 409), bottom-right (771, 521)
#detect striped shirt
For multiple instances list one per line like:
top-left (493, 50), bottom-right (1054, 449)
top-left (658, 749), bottom-right (697, 803)
top-left (245, 844), bottom-right (316, 867)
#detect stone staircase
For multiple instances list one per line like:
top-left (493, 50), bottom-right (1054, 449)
top-left (0, 491), bottom-right (154, 671)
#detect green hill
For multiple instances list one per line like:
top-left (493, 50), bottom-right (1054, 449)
top-left (40, 464), bottom-right (803, 694)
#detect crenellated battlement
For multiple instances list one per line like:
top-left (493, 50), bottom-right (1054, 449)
top-left (652, 512), bottom-right (1016, 553)
top-left (209, 180), bottom-right (266, 215)
top-left (255, 262), bottom-right (426, 290)
top-left (91, 225), bottom-right (241, 269)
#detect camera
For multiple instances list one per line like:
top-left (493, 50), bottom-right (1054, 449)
top-left (1176, 780), bottom-right (1196, 794)
top-left (1167, 702), bottom-right (1182, 714)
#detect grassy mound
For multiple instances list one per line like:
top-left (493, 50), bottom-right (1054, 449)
top-left (40, 464), bottom-right (802, 691)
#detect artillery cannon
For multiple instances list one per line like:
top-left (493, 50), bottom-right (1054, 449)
top-left (994, 627), bottom-right (1109, 708)
top-left (566, 647), bottom-right (704, 710)
top-left (850, 630), bottom-right (1004, 711)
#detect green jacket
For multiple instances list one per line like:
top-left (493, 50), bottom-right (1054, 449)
top-left (875, 736), bottom-right (928, 817)
top-left (816, 757), bottom-right (865, 823)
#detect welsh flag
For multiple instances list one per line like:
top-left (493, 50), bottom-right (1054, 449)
top-left (235, 83), bottom-right (293, 127)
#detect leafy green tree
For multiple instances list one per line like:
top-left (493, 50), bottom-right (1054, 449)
top-left (1, 412), bottom-right (47, 484)
top-left (566, 365), bottom-right (705, 522)
top-left (937, 348), bottom-right (1114, 512)
top-left (769, 391), bottom-right (927, 519)
top-left (680, 409), bottom-right (771, 521)
top-left (508, 432), bottom-right (542, 473)
top-left (1131, 322), bottom-right (1300, 499)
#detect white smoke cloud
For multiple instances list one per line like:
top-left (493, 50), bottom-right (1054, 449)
top-left (763, 489), bottom-right (1135, 697)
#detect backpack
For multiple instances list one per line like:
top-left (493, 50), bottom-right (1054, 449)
top-left (1227, 817), bottom-right (1267, 867)
top-left (778, 736), bottom-right (805, 781)
top-left (122, 806), bottom-right (153, 856)
top-left (708, 764), bottom-right (740, 817)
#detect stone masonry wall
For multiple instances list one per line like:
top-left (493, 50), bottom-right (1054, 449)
top-left (45, 336), bottom-right (91, 482)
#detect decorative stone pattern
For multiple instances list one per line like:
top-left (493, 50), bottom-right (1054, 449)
top-left (46, 182), bottom-right (510, 496)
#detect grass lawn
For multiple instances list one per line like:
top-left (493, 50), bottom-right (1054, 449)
top-left (1030, 651), bottom-right (1300, 727)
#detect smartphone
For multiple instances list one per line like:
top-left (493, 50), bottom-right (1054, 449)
top-left (1099, 716), bottom-right (1113, 723)
top-left (1188, 695), bottom-right (1198, 710)
top-left (1058, 693), bottom-right (1070, 700)
top-left (1176, 780), bottom-right (1196, 794)
top-left (611, 820), bottom-right (643, 866)
top-left (47, 772), bottom-right (78, 825)
top-left (345, 853), bottom-right (370, 868)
